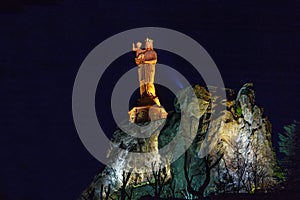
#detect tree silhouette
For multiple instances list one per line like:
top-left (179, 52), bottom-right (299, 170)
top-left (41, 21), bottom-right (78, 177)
top-left (278, 121), bottom-right (300, 189)
top-left (184, 149), bottom-right (223, 199)
top-left (147, 162), bottom-right (168, 198)
top-left (100, 184), bottom-right (111, 200)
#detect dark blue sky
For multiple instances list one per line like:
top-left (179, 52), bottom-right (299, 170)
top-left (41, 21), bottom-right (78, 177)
top-left (0, 0), bottom-right (300, 199)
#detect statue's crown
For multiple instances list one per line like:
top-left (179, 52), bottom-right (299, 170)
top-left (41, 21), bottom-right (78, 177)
top-left (145, 37), bottom-right (153, 43)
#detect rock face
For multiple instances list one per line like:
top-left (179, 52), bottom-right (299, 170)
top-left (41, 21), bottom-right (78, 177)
top-left (207, 83), bottom-right (278, 193)
top-left (80, 118), bottom-right (171, 199)
top-left (80, 83), bottom-right (281, 199)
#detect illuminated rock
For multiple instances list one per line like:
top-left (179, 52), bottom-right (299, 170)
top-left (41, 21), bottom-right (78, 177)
top-left (80, 83), bottom-right (281, 199)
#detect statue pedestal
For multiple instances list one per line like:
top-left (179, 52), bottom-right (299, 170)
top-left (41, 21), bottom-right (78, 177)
top-left (128, 95), bottom-right (167, 123)
top-left (128, 105), bottom-right (168, 123)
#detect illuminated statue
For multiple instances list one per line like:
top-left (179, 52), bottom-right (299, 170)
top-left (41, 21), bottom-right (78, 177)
top-left (129, 38), bottom-right (167, 123)
top-left (132, 38), bottom-right (160, 105)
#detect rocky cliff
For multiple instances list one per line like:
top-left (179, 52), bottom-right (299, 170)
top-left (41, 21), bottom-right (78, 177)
top-left (80, 83), bottom-right (281, 199)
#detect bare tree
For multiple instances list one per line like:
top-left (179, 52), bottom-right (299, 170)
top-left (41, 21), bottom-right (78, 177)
top-left (232, 141), bottom-right (248, 192)
top-left (184, 150), bottom-right (223, 199)
top-left (147, 162), bottom-right (168, 198)
top-left (119, 169), bottom-right (138, 200)
top-left (169, 170), bottom-right (177, 198)
top-left (217, 132), bottom-right (276, 194)
top-left (100, 184), bottom-right (111, 200)
top-left (214, 158), bottom-right (234, 194)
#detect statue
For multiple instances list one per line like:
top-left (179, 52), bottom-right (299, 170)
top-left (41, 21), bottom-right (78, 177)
top-left (132, 38), bottom-right (160, 106)
top-left (129, 38), bottom-right (167, 123)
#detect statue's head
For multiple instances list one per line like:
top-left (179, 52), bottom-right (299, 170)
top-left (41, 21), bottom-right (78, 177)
top-left (145, 37), bottom-right (153, 50)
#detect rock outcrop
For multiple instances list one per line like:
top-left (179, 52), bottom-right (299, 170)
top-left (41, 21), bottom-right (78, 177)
top-left (80, 83), bottom-right (281, 199)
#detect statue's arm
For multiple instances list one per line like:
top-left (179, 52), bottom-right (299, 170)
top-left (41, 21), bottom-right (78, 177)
top-left (132, 43), bottom-right (137, 51)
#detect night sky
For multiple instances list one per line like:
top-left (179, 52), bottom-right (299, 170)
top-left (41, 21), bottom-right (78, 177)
top-left (0, 0), bottom-right (300, 199)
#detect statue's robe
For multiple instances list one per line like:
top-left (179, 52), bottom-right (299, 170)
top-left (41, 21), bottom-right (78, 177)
top-left (143, 49), bottom-right (157, 98)
top-left (135, 49), bottom-right (160, 105)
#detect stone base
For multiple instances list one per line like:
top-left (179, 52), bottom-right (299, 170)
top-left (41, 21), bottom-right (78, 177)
top-left (128, 105), bottom-right (168, 123)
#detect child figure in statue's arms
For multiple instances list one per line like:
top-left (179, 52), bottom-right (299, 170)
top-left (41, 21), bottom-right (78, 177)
top-left (132, 42), bottom-right (146, 65)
